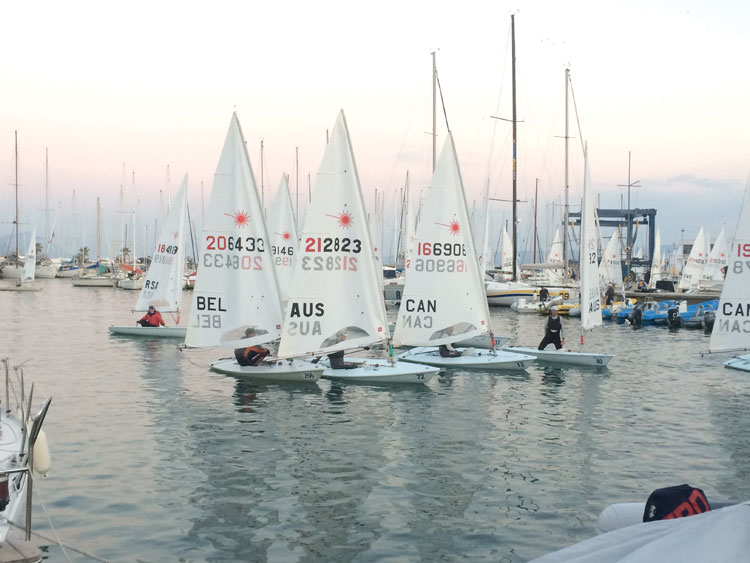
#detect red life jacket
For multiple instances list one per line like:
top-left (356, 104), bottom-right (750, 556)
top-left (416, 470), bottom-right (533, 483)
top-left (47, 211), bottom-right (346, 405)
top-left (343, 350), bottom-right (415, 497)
top-left (140, 311), bottom-right (164, 327)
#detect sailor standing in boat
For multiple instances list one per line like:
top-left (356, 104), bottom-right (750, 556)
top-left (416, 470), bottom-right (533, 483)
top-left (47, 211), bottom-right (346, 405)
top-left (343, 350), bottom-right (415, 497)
top-left (538, 306), bottom-right (564, 350)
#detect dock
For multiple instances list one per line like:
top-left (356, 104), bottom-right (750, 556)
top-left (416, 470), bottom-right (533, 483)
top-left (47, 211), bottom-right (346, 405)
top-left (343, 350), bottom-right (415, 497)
top-left (0, 528), bottom-right (42, 563)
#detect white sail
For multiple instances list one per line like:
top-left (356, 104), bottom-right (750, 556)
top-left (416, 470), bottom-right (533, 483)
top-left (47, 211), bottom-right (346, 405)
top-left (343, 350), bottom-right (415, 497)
top-left (277, 110), bottom-right (388, 358)
top-left (369, 190), bottom-right (385, 280)
top-left (266, 174), bottom-right (299, 305)
top-left (648, 229), bottom-right (663, 289)
top-left (598, 227), bottom-right (623, 291)
top-left (579, 146), bottom-right (602, 331)
top-left (679, 227), bottom-right (708, 290)
top-left (710, 186), bottom-right (750, 353)
top-left (701, 226), bottom-right (728, 282)
top-left (501, 226), bottom-right (514, 273)
top-left (185, 113), bottom-right (283, 349)
top-left (135, 177), bottom-right (188, 312)
top-left (545, 226), bottom-right (565, 284)
top-left (579, 148), bottom-right (602, 330)
top-left (21, 229), bottom-right (37, 284)
top-left (478, 181), bottom-right (493, 272)
top-left (393, 134), bottom-right (491, 347)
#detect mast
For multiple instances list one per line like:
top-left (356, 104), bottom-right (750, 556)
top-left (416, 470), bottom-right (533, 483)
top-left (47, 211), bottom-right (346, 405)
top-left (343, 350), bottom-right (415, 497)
top-left (14, 131), bottom-right (19, 259)
top-left (295, 146), bottom-right (300, 228)
top-left (533, 178), bottom-right (538, 263)
top-left (44, 147), bottom-right (49, 258)
top-left (511, 14), bottom-right (518, 281)
top-left (131, 171), bottom-right (136, 270)
top-left (432, 51), bottom-right (437, 171)
top-left (563, 68), bottom-right (570, 280)
top-left (260, 140), bottom-right (265, 208)
top-left (96, 196), bottom-right (101, 262)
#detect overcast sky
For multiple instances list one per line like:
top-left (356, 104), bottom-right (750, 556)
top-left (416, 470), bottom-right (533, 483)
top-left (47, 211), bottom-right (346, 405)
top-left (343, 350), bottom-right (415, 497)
top-left (1, 0), bottom-right (749, 259)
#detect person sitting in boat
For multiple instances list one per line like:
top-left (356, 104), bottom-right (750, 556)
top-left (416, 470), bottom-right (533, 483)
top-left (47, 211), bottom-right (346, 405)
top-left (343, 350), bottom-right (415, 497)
top-left (538, 306), bottom-right (564, 350)
top-left (637, 278), bottom-right (647, 291)
top-left (137, 305), bottom-right (166, 327)
top-left (605, 283), bottom-right (615, 306)
top-left (234, 327), bottom-right (270, 366)
top-left (539, 286), bottom-right (550, 302)
top-left (439, 342), bottom-right (461, 358)
top-left (327, 330), bottom-right (359, 369)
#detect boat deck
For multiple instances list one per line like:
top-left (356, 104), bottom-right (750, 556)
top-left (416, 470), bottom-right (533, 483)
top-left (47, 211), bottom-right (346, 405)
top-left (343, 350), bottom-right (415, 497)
top-left (0, 528), bottom-right (42, 563)
top-left (625, 290), bottom-right (721, 306)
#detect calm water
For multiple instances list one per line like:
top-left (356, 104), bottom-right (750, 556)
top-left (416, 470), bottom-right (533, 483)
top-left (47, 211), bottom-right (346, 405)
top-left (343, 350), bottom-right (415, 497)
top-left (2, 280), bottom-right (749, 562)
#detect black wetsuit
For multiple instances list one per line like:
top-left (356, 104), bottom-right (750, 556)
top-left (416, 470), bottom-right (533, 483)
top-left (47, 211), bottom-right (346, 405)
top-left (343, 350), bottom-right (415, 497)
top-left (328, 350), bottom-right (357, 369)
top-left (538, 315), bottom-right (563, 350)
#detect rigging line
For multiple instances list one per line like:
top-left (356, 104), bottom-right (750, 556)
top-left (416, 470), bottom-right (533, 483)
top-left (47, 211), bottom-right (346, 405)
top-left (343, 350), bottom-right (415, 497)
top-left (435, 72), bottom-right (451, 134)
top-left (567, 73), bottom-right (586, 155)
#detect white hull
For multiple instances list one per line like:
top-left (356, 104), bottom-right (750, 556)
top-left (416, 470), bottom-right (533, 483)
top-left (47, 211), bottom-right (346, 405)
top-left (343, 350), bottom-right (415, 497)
top-left (486, 281), bottom-right (538, 306)
top-left (35, 265), bottom-right (58, 278)
top-left (210, 358), bottom-right (323, 382)
top-left (320, 357), bottom-right (438, 383)
top-left (505, 346), bottom-right (613, 367)
top-left (56, 267), bottom-right (82, 278)
top-left (724, 354), bottom-right (750, 372)
top-left (454, 334), bottom-right (510, 349)
top-left (72, 275), bottom-right (117, 287)
top-left (109, 326), bottom-right (187, 338)
top-left (398, 346), bottom-right (535, 369)
top-left (0, 264), bottom-right (23, 279)
top-left (117, 277), bottom-right (145, 290)
top-left (0, 282), bottom-right (42, 292)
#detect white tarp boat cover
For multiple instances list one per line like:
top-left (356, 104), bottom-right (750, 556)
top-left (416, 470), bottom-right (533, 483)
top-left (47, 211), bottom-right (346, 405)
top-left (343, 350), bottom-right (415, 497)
top-left (530, 502), bottom-right (750, 562)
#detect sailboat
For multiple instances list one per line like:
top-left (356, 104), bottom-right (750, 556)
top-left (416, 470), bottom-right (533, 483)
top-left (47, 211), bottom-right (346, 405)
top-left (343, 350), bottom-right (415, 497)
top-left (118, 172), bottom-right (145, 290)
top-left (699, 227), bottom-right (728, 291)
top-left (186, 113), bottom-right (322, 383)
top-left (679, 227), bottom-right (708, 291)
top-left (506, 146), bottom-right (613, 367)
top-left (71, 197), bottom-right (118, 287)
top-left (0, 358), bottom-right (52, 559)
top-left (709, 183), bottom-right (750, 371)
top-left (276, 110), bottom-right (438, 383)
top-left (108, 177), bottom-right (189, 338)
top-left (0, 229), bottom-right (43, 292)
top-left (648, 228), bottom-right (663, 289)
top-left (392, 134), bottom-right (535, 370)
top-left (266, 174), bottom-right (298, 306)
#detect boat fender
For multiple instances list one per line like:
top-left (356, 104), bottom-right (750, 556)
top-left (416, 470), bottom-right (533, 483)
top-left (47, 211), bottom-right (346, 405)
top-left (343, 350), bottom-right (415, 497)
top-left (30, 427), bottom-right (51, 478)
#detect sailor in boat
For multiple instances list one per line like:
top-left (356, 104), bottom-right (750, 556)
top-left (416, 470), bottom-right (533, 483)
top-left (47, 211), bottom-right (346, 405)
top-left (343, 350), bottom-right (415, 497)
top-left (327, 330), bottom-right (359, 370)
top-left (438, 325), bottom-right (461, 358)
top-left (234, 327), bottom-right (270, 366)
top-left (137, 305), bottom-right (166, 327)
top-left (605, 283), bottom-right (615, 306)
top-left (538, 306), bottom-right (564, 350)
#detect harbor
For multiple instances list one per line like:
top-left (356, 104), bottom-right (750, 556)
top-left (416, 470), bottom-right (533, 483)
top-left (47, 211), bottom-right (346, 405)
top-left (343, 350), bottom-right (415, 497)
top-left (0, 277), bottom-right (746, 561)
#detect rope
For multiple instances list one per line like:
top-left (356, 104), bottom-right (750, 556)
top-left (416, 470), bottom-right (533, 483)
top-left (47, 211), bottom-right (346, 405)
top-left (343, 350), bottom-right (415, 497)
top-left (8, 521), bottom-right (112, 562)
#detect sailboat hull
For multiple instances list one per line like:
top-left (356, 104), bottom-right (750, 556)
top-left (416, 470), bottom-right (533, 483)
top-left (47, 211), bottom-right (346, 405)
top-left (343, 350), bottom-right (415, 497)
top-left (109, 326), bottom-right (187, 338)
top-left (505, 346), bottom-right (613, 367)
top-left (117, 277), bottom-right (145, 290)
top-left (0, 283), bottom-right (42, 292)
top-left (319, 357), bottom-right (438, 383)
top-left (72, 276), bottom-right (117, 287)
top-left (724, 354), bottom-right (750, 372)
top-left (210, 358), bottom-right (323, 382)
top-left (398, 347), bottom-right (535, 370)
